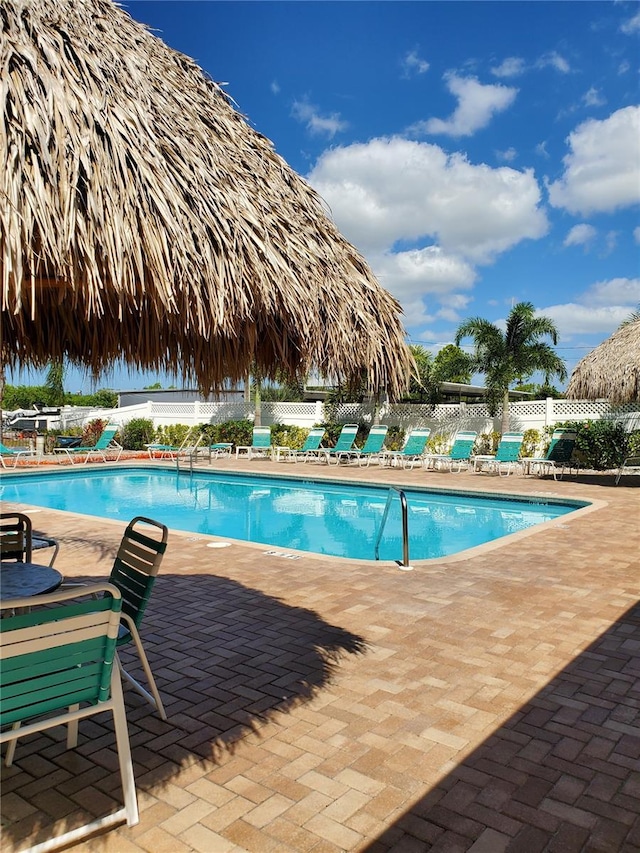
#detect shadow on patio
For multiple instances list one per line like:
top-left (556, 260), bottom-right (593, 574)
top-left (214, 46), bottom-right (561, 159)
top-left (1, 572), bottom-right (367, 851)
top-left (364, 600), bottom-right (640, 852)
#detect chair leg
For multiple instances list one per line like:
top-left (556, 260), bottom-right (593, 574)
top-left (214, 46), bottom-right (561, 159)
top-left (67, 704), bottom-right (80, 748)
top-left (118, 619), bottom-right (167, 720)
top-left (4, 722), bottom-right (21, 766)
top-left (110, 666), bottom-right (139, 827)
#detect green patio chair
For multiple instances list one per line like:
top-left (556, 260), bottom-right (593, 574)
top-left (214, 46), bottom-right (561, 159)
top-left (424, 430), bottom-right (477, 473)
top-left (526, 428), bottom-right (579, 480)
top-left (336, 424), bottom-right (389, 467)
top-left (317, 424), bottom-right (359, 464)
top-left (0, 511), bottom-right (32, 562)
top-left (473, 432), bottom-right (524, 476)
top-left (235, 426), bottom-right (273, 460)
top-left (54, 423), bottom-right (123, 465)
top-left (276, 427), bottom-right (326, 462)
top-left (381, 427), bottom-right (431, 469)
top-left (0, 440), bottom-right (36, 468)
top-left (107, 516), bottom-right (169, 719)
top-left (1, 583), bottom-right (139, 840)
top-left (0, 510), bottom-right (60, 566)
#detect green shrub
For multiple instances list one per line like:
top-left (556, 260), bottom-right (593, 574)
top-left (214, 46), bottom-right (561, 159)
top-left (475, 431), bottom-right (500, 455)
top-left (628, 430), bottom-right (640, 456)
top-left (119, 418), bottom-right (154, 450)
top-left (384, 426), bottom-right (405, 452)
top-left (154, 423), bottom-right (191, 447)
top-left (521, 429), bottom-right (542, 458)
top-left (572, 420), bottom-right (630, 470)
top-left (197, 419), bottom-right (254, 448)
top-left (426, 432), bottom-right (451, 454)
top-left (270, 424), bottom-right (309, 450)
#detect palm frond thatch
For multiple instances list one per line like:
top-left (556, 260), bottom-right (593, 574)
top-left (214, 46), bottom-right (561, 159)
top-left (565, 320), bottom-right (640, 404)
top-left (0, 0), bottom-right (413, 396)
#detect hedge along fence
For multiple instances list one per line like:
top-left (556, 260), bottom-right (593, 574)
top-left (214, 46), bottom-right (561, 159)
top-left (110, 417), bottom-right (640, 471)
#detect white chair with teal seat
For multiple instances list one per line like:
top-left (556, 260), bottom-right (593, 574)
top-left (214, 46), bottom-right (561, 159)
top-left (317, 424), bottom-right (359, 464)
top-left (424, 430), bottom-right (477, 473)
top-left (236, 426), bottom-right (273, 460)
top-left (276, 427), bottom-right (326, 462)
top-left (381, 427), bottom-right (431, 469)
top-left (526, 428), bottom-right (579, 479)
top-left (54, 423), bottom-right (123, 464)
top-left (0, 440), bottom-right (36, 468)
top-left (473, 432), bottom-right (524, 476)
top-left (1, 583), bottom-right (139, 846)
top-left (336, 424), bottom-right (389, 466)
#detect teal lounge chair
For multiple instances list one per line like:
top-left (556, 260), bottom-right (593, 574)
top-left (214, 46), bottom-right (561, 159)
top-left (277, 428), bottom-right (326, 462)
top-left (54, 423), bottom-right (123, 465)
top-left (0, 441), bottom-right (36, 468)
top-left (336, 424), bottom-right (389, 467)
top-left (318, 424), bottom-right (359, 465)
top-left (424, 431), bottom-right (477, 473)
top-left (526, 428), bottom-right (578, 480)
top-left (146, 426), bottom-right (199, 460)
top-left (235, 426), bottom-right (273, 460)
top-left (381, 427), bottom-right (431, 469)
top-left (473, 432), bottom-right (524, 476)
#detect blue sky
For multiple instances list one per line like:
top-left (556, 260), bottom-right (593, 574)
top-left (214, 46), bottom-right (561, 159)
top-left (11, 1), bottom-right (640, 393)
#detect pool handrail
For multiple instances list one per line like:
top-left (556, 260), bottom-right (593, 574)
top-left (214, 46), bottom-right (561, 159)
top-left (374, 486), bottom-right (412, 570)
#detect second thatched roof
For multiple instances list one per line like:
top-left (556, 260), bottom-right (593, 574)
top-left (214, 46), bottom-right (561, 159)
top-left (566, 319), bottom-right (640, 404)
top-left (1, 0), bottom-right (414, 396)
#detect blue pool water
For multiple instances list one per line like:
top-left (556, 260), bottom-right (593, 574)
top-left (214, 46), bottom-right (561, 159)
top-left (0, 467), bottom-right (586, 561)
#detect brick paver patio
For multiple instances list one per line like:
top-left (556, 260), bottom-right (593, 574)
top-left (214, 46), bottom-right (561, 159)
top-left (1, 458), bottom-right (638, 852)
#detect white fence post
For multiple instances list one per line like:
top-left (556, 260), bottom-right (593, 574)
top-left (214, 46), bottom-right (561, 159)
top-left (193, 400), bottom-right (200, 425)
top-left (545, 397), bottom-right (554, 428)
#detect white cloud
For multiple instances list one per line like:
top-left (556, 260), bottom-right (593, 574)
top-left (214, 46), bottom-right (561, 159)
top-left (544, 302), bottom-right (630, 335)
top-left (618, 60), bottom-right (630, 75)
top-left (291, 98), bottom-right (348, 138)
top-left (491, 57), bottom-right (526, 78)
top-left (536, 52), bottom-right (571, 73)
top-left (621, 10), bottom-right (640, 34)
top-left (583, 87), bottom-right (606, 107)
top-left (536, 141), bottom-right (550, 159)
top-left (544, 277), bottom-right (640, 336)
top-left (582, 277), bottom-right (640, 306)
top-left (307, 136), bottom-right (548, 264)
top-left (564, 224), bottom-right (597, 248)
top-left (401, 50), bottom-right (429, 77)
top-left (634, 226), bottom-right (640, 244)
top-left (270, 80), bottom-right (280, 95)
top-left (411, 74), bottom-right (517, 138)
top-left (547, 105), bottom-right (640, 214)
top-left (371, 245), bottom-right (476, 308)
top-left (496, 147), bottom-right (517, 163)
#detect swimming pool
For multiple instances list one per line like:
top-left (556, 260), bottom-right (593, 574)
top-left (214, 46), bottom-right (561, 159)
top-left (0, 467), bottom-right (587, 562)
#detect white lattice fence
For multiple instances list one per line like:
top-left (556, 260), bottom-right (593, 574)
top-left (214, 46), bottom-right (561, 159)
top-left (60, 397), bottom-right (640, 433)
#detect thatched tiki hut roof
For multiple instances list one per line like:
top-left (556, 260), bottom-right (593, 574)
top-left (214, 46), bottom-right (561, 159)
top-left (0, 0), bottom-right (413, 396)
top-left (566, 320), bottom-right (640, 404)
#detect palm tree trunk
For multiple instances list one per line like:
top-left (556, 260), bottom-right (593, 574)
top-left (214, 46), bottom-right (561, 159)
top-left (501, 388), bottom-right (510, 433)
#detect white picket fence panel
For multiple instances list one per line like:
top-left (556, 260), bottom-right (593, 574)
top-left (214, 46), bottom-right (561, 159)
top-left (58, 397), bottom-right (640, 437)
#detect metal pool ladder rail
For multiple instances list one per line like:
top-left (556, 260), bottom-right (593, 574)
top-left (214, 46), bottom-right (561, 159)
top-left (374, 487), bottom-right (413, 570)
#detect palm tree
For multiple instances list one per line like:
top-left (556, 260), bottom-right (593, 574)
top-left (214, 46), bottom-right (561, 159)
top-left (455, 302), bottom-right (567, 432)
top-left (45, 359), bottom-right (66, 406)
